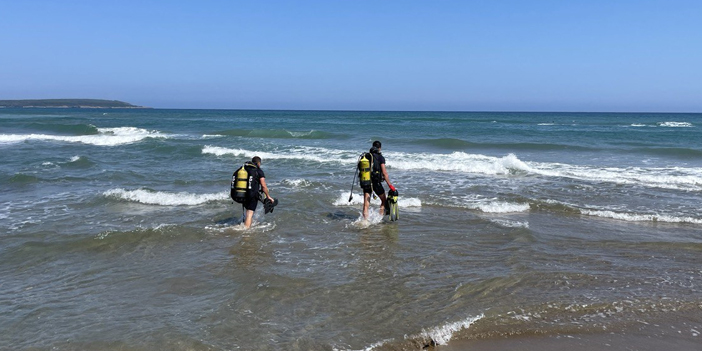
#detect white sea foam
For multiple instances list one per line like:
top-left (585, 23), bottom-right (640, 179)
top-left (69, 156), bottom-right (81, 162)
top-left (201, 134), bottom-right (225, 139)
top-left (287, 130), bottom-right (316, 137)
top-left (206, 221), bottom-right (276, 233)
top-left (349, 211), bottom-right (386, 229)
top-left (202, 145), bottom-right (355, 164)
top-left (392, 152), bottom-right (701, 191)
top-left (444, 197), bottom-right (531, 213)
top-left (399, 197), bottom-right (422, 208)
top-left (658, 121), bottom-right (693, 128)
top-left (390, 152), bottom-right (532, 175)
top-left (206, 146), bottom-right (524, 177)
top-left (403, 152), bottom-right (699, 192)
top-left (490, 219), bottom-right (530, 228)
top-left (0, 127), bottom-right (169, 146)
top-left (104, 188), bottom-right (227, 206)
top-left (335, 192), bottom-right (366, 206)
top-left (333, 191), bottom-right (422, 208)
top-left (281, 178), bottom-right (311, 188)
top-left (630, 123), bottom-right (647, 127)
top-left (581, 210), bottom-right (702, 224)
top-left (417, 314), bottom-right (484, 345)
top-left (208, 145), bottom-right (702, 191)
top-left (531, 163), bottom-right (702, 191)
top-left (476, 200), bottom-right (530, 213)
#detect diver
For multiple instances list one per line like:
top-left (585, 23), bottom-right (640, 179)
top-left (231, 156), bottom-right (274, 228)
top-left (359, 141), bottom-right (396, 219)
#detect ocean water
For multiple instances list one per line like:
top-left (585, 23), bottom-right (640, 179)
top-left (1, 109), bottom-right (701, 350)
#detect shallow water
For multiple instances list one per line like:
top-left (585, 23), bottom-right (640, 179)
top-left (1, 109), bottom-right (701, 350)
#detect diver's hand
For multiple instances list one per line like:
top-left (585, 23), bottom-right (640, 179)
top-left (389, 184), bottom-right (396, 192)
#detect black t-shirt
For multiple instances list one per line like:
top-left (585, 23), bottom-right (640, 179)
top-left (244, 164), bottom-right (265, 195)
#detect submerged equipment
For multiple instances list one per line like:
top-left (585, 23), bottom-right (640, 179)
top-left (386, 189), bottom-right (399, 221)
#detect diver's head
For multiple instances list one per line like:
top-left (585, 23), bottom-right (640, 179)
top-left (371, 140), bottom-right (382, 154)
top-left (252, 156), bottom-right (262, 166)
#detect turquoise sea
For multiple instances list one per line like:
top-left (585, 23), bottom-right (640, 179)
top-left (1, 109), bottom-right (701, 350)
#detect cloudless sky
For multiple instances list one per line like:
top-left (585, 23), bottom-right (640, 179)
top-left (1, 0), bottom-right (701, 111)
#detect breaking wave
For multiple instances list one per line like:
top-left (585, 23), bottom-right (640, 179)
top-left (205, 146), bottom-right (702, 192)
top-left (428, 196), bottom-right (531, 213)
top-left (202, 145), bottom-right (356, 164)
top-left (658, 121), bottom-right (693, 128)
top-left (103, 188), bottom-right (227, 206)
top-left (0, 127), bottom-right (171, 146)
top-left (474, 200), bottom-right (531, 213)
top-left (338, 314), bottom-right (484, 350)
top-left (529, 163), bottom-right (702, 191)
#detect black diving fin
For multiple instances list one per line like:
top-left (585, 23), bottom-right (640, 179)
top-left (263, 197), bottom-right (279, 214)
top-left (258, 193), bottom-right (279, 214)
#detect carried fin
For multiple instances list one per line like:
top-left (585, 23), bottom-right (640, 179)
top-left (263, 198), bottom-right (279, 214)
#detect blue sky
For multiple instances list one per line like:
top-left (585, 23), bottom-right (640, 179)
top-left (1, 0), bottom-right (700, 111)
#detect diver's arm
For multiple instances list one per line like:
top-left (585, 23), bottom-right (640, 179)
top-left (380, 164), bottom-right (394, 189)
top-left (260, 177), bottom-right (273, 201)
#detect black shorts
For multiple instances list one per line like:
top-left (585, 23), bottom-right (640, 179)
top-left (243, 196), bottom-right (259, 211)
top-left (363, 182), bottom-right (385, 196)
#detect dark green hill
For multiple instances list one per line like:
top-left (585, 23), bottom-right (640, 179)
top-left (0, 99), bottom-right (149, 108)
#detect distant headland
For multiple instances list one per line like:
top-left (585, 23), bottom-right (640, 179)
top-left (0, 99), bottom-right (150, 109)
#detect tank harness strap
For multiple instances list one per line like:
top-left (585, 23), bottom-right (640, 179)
top-left (369, 153), bottom-right (378, 199)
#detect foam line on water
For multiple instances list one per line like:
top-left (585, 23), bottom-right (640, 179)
top-left (337, 314), bottom-right (484, 350)
top-left (475, 200), bottom-right (530, 213)
top-left (203, 145), bottom-right (356, 164)
top-left (207, 146), bottom-right (702, 191)
top-left (531, 163), bottom-right (702, 191)
top-left (489, 219), bottom-right (530, 228)
top-left (280, 178), bottom-right (312, 188)
top-left (104, 188), bottom-right (227, 206)
top-left (417, 314), bottom-right (484, 345)
top-left (0, 127), bottom-right (170, 146)
top-left (332, 191), bottom-right (422, 207)
top-left (581, 209), bottom-right (702, 224)
top-left (429, 196), bottom-right (531, 213)
top-left (658, 121), bottom-right (693, 128)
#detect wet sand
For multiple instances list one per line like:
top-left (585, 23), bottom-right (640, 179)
top-left (441, 332), bottom-right (700, 351)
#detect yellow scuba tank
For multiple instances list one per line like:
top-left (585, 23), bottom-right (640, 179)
top-left (358, 154), bottom-right (371, 188)
top-left (232, 164), bottom-right (249, 203)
